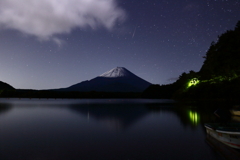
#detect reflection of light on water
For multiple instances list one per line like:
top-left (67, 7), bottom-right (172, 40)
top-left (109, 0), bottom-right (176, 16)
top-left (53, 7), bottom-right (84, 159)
top-left (100, 118), bottom-right (123, 130)
top-left (87, 111), bottom-right (90, 121)
top-left (85, 111), bottom-right (122, 130)
top-left (189, 110), bottom-right (200, 125)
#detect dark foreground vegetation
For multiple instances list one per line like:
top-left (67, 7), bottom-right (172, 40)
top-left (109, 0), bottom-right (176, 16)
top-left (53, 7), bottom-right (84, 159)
top-left (143, 21), bottom-right (240, 103)
top-left (0, 88), bottom-right (141, 99)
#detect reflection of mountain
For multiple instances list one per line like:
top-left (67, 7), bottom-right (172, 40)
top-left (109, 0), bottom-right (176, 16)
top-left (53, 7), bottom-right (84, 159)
top-left (69, 102), bottom-right (217, 131)
top-left (69, 103), bottom-right (149, 130)
top-left (0, 103), bottom-right (12, 115)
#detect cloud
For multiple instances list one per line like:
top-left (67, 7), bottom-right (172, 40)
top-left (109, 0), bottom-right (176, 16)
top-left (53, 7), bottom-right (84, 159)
top-left (52, 37), bottom-right (65, 47)
top-left (0, 0), bottom-right (126, 40)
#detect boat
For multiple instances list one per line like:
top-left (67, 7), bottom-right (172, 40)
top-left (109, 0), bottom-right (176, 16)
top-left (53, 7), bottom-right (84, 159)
top-left (206, 134), bottom-right (240, 159)
top-left (232, 115), bottom-right (240, 122)
top-left (230, 105), bottom-right (240, 116)
top-left (204, 123), bottom-right (240, 149)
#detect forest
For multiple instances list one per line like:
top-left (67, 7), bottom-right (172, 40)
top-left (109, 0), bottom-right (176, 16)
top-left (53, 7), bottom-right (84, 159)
top-left (143, 21), bottom-right (240, 103)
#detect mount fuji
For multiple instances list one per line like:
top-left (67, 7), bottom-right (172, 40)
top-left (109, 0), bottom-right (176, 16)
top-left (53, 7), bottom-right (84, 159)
top-left (60, 67), bottom-right (152, 92)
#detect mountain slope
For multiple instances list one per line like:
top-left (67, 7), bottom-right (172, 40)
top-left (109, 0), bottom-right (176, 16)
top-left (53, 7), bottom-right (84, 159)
top-left (99, 67), bottom-right (133, 77)
top-left (0, 81), bottom-right (15, 90)
top-left (62, 67), bottom-right (151, 92)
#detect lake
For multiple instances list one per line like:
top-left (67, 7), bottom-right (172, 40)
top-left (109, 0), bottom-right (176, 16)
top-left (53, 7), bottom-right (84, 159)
top-left (0, 98), bottom-right (225, 160)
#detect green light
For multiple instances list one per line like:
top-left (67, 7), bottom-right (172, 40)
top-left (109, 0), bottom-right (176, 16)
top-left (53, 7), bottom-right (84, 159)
top-left (189, 110), bottom-right (200, 125)
top-left (187, 78), bottom-right (199, 88)
top-left (189, 112), bottom-right (193, 119)
top-left (194, 113), bottom-right (198, 121)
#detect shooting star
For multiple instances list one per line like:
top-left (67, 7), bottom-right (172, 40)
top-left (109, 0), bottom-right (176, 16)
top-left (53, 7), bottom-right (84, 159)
top-left (132, 27), bottom-right (137, 38)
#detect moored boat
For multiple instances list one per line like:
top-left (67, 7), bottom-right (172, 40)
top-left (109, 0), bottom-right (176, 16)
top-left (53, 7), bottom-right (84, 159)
top-left (230, 105), bottom-right (240, 116)
top-left (204, 123), bottom-right (240, 149)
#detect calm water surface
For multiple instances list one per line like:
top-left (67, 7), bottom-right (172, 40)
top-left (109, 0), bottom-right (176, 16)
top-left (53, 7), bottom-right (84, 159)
top-left (0, 99), bottom-right (225, 160)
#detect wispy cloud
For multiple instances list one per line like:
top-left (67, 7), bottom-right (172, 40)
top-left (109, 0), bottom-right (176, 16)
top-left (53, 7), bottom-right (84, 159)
top-left (0, 0), bottom-right (126, 41)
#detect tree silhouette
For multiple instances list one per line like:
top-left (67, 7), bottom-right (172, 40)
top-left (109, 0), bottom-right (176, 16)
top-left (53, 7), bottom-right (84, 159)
top-left (199, 21), bottom-right (240, 80)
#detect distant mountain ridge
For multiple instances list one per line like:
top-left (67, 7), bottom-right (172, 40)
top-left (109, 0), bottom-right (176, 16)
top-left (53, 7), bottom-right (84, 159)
top-left (0, 81), bottom-right (15, 90)
top-left (59, 67), bottom-right (152, 92)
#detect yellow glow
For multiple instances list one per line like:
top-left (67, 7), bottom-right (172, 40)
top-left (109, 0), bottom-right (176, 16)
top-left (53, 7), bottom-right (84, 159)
top-left (189, 110), bottom-right (200, 125)
top-left (187, 78), bottom-right (200, 88)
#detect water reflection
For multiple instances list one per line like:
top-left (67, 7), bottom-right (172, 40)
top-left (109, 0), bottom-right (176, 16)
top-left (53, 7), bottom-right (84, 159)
top-left (0, 99), bottom-right (217, 131)
top-left (0, 99), bottom-right (224, 160)
top-left (0, 102), bottom-right (12, 115)
top-left (68, 102), bottom-right (188, 131)
top-left (145, 103), bottom-right (204, 129)
top-left (69, 104), bottom-right (150, 130)
top-left (189, 110), bottom-right (200, 125)
top-left (146, 103), bottom-right (222, 130)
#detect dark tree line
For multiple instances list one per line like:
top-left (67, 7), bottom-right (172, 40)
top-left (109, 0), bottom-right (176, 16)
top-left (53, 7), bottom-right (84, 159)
top-left (143, 21), bottom-right (240, 103)
top-left (0, 89), bottom-right (142, 99)
top-left (200, 21), bottom-right (240, 80)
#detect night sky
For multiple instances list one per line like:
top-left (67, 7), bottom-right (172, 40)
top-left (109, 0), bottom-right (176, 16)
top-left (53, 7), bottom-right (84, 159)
top-left (0, 0), bottom-right (239, 89)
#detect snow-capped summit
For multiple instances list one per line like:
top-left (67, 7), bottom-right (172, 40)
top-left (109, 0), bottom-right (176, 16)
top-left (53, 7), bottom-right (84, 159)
top-left (61, 67), bottom-right (152, 92)
top-left (99, 67), bottom-right (133, 78)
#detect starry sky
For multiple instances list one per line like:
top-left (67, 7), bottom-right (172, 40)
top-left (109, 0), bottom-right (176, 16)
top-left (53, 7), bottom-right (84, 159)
top-left (0, 0), bottom-right (239, 89)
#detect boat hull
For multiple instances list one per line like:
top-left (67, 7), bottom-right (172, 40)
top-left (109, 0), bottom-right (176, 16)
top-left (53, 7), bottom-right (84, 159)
top-left (230, 110), bottom-right (240, 116)
top-left (205, 124), bottom-right (240, 149)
